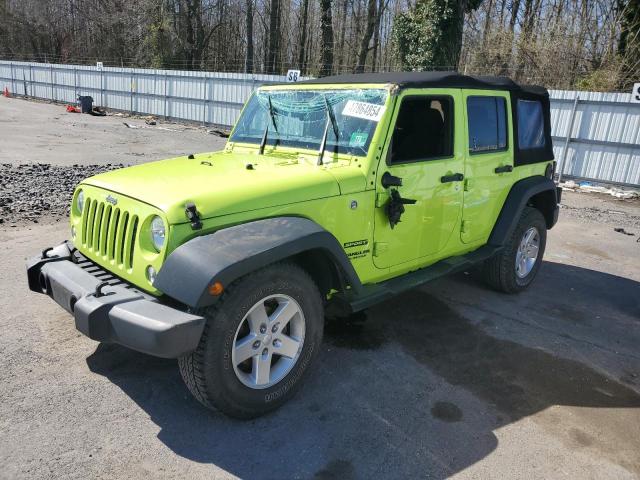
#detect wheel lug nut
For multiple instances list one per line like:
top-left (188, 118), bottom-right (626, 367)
top-left (252, 340), bottom-right (261, 349)
top-left (259, 324), bottom-right (267, 334)
top-left (271, 323), bottom-right (279, 333)
top-left (273, 339), bottom-right (282, 348)
top-left (262, 348), bottom-right (268, 356)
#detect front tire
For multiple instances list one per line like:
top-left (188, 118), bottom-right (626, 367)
top-left (483, 206), bottom-right (547, 293)
top-left (178, 262), bottom-right (324, 419)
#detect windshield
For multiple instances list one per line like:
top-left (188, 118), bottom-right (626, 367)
top-left (230, 88), bottom-right (389, 156)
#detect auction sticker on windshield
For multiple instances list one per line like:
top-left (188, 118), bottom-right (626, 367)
top-left (342, 100), bottom-right (385, 121)
top-left (349, 131), bottom-right (369, 147)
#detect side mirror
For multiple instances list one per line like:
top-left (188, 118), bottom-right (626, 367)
top-left (381, 171), bottom-right (403, 189)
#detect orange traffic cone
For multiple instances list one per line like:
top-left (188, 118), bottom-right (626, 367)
top-left (2, 87), bottom-right (9, 97)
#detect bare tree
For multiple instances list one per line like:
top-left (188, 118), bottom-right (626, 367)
top-left (297, 0), bottom-right (309, 72)
top-left (245, 0), bottom-right (254, 72)
top-left (509, 0), bottom-right (521, 31)
top-left (319, 0), bottom-right (334, 76)
top-left (0, 0), bottom-right (635, 89)
top-left (166, 0), bottom-right (223, 69)
top-left (354, 0), bottom-right (377, 72)
top-left (266, 0), bottom-right (281, 73)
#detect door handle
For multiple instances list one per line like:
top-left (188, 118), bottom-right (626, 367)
top-left (494, 165), bottom-right (513, 174)
top-left (441, 173), bottom-right (464, 183)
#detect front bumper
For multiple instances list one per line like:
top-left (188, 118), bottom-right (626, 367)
top-left (26, 242), bottom-right (205, 358)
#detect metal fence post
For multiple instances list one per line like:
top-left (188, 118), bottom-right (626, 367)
top-left (557, 96), bottom-right (579, 184)
top-left (130, 71), bottom-right (135, 114)
top-left (104, 68), bottom-right (108, 109)
top-left (100, 68), bottom-right (104, 107)
top-left (10, 61), bottom-right (16, 95)
top-left (50, 63), bottom-right (55, 101)
top-left (164, 72), bottom-right (169, 120)
top-left (22, 65), bottom-right (29, 97)
top-left (202, 76), bottom-right (207, 126)
top-left (28, 64), bottom-right (33, 97)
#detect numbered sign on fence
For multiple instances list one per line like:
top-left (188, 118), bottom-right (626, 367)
top-left (632, 83), bottom-right (640, 103)
top-left (286, 69), bottom-right (301, 83)
top-left (96, 62), bottom-right (104, 71)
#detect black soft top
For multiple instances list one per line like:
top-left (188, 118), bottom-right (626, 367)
top-left (300, 71), bottom-right (547, 96)
top-left (302, 70), bottom-right (554, 167)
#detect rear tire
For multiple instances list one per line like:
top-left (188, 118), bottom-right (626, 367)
top-left (483, 206), bottom-right (547, 293)
top-left (178, 262), bottom-right (324, 419)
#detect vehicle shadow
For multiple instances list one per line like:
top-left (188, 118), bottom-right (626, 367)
top-left (86, 261), bottom-right (640, 479)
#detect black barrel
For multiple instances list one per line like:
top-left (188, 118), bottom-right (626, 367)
top-left (78, 96), bottom-right (93, 113)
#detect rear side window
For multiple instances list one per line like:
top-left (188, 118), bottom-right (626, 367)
top-left (517, 99), bottom-right (546, 149)
top-left (467, 96), bottom-right (507, 153)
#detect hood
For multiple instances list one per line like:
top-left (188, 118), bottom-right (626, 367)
top-left (82, 151), bottom-right (346, 224)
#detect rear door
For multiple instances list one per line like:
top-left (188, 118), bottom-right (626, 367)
top-left (460, 90), bottom-right (514, 244)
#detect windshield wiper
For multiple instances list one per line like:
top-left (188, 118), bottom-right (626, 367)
top-left (317, 95), bottom-right (339, 165)
top-left (259, 95), bottom-right (278, 155)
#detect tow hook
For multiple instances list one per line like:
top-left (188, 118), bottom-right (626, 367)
top-left (42, 247), bottom-right (58, 259)
top-left (93, 281), bottom-right (111, 298)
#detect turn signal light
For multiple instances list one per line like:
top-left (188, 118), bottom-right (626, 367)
top-left (208, 281), bottom-right (224, 296)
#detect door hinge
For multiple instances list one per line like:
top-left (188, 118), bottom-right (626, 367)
top-left (373, 242), bottom-right (388, 257)
top-left (375, 192), bottom-right (388, 208)
top-left (461, 220), bottom-right (470, 233)
top-left (464, 178), bottom-right (473, 192)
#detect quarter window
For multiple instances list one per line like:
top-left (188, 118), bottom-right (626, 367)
top-left (517, 99), bottom-right (546, 149)
top-left (467, 96), bottom-right (507, 153)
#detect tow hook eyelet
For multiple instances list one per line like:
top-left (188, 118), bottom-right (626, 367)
top-left (94, 281), bottom-right (112, 298)
top-left (42, 247), bottom-right (58, 259)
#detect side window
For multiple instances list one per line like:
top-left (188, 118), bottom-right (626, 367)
top-left (467, 96), bottom-right (507, 153)
top-left (517, 99), bottom-right (545, 149)
top-left (389, 96), bottom-right (454, 163)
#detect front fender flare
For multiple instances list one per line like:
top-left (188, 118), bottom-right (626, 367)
top-left (154, 217), bottom-right (363, 308)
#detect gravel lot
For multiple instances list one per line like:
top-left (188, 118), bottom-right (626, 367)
top-left (1, 96), bottom-right (639, 479)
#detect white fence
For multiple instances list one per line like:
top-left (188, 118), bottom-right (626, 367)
top-left (1, 60), bottom-right (638, 186)
top-left (549, 89), bottom-right (639, 187)
top-left (0, 61), bottom-right (290, 127)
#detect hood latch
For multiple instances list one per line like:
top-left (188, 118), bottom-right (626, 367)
top-left (185, 202), bottom-right (203, 230)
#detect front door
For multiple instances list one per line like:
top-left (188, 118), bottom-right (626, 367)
top-left (373, 89), bottom-right (465, 269)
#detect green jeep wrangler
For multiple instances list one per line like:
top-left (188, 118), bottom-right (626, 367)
top-left (27, 72), bottom-right (560, 418)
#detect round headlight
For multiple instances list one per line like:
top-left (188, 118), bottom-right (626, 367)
top-left (150, 216), bottom-right (165, 251)
top-left (76, 189), bottom-right (84, 213)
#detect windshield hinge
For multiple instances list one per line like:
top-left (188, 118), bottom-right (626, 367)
top-left (375, 192), bottom-right (389, 208)
top-left (373, 242), bottom-right (388, 257)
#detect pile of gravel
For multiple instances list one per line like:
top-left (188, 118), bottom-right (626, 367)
top-left (0, 163), bottom-right (126, 227)
top-left (560, 203), bottom-right (640, 229)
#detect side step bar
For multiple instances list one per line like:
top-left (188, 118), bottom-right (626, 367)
top-left (333, 245), bottom-right (502, 313)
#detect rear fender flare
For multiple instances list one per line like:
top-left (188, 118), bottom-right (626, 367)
top-left (488, 176), bottom-right (559, 246)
